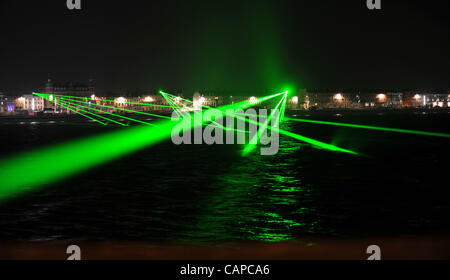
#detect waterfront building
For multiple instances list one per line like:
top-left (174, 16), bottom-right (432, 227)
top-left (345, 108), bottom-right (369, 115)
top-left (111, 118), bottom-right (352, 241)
top-left (12, 94), bottom-right (45, 113)
top-left (0, 92), bottom-right (7, 113)
top-left (385, 92), bottom-right (403, 108)
top-left (43, 78), bottom-right (95, 109)
top-left (403, 91), bottom-right (450, 108)
top-left (304, 92), bottom-right (362, 109)
top-left (44, 78), bottom-right (95, 97)
top-left (193, 92), bottom-right (225, 109)
top-left (14, 83), bottom-right (448, 116)
top-left (114, 95), bottom-right (172, 113)
top-left (286, 89), bottom-right (307, 110)
top-left (424, 92), bottom-right (450, 108)
top-left (288, 91), bottom-right (405, 110)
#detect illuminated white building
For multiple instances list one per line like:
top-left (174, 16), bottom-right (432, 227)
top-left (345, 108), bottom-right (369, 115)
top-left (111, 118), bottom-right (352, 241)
top-left (13, 94), bottom-right (45, 112)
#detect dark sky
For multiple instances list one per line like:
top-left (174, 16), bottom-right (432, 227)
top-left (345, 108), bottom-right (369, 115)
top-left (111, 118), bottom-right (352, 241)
top-left (0, 0), bottom-right (449, 96)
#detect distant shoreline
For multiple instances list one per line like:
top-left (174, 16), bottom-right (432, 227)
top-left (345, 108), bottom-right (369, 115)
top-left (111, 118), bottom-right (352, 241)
top-left (1, 107), bottom-right (450, 120)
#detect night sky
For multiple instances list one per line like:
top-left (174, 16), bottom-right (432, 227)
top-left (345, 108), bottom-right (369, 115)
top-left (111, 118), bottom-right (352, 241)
top-left (0, 0), bottom-right (449, 96)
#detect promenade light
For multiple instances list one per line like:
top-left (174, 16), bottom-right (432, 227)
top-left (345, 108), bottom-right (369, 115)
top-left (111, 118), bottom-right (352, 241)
top-left (249, 96), bottom-right (257, 104)
top-left (292, 96), bottom-right (299, 104)
top-left (334, 93), bottom-right (343, 101)
top-left (116, 97), bottom-right (126, 104)
top-left (90, 94), bottom-right (96, 100)
top-left (376, 93), bottom-right (387, 102)
top-left (144, 96), bottom-right (154, 102)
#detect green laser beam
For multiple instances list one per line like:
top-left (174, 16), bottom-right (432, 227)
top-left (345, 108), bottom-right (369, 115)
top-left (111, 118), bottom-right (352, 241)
top-left (163, 91), bottom-right (358, 155)
top-left (0, 119), bottom-right (176, 201)
top-left (285, 117), bottom-right (450, 138)
top-left (162, 91), bottom-right (282, 136)
top-left (163, 93), bottom-right (252, 134)
top-left (242, 94), bottom-right (286, 156)
top-left (56, 98), bottom-right (155, 127)
top-left (56, 99), bottom-right (129, 127)
top-left (165, 93), bottom-right (195, 114)
top-left (161, 92), bottom-right (249, 133)
top-left (161, 92), bottom-right (185, 116)
top-left (50, 96), bottom-right (129, 126)
top-left (57, 96), bottom-right (172, 120)
top-left (0, 91), bottom-right (284, 201)
top-left (53, 99), bottom-right (108, 126)
top-left (276, 128), bottom-right (359, 155)
top-left (55, 98), bottom-right (129, 126)
top-left (160, 92), bottom-right (182, 115)
top-left (51, 96), bottom-right (129, 127)
top-left (230, 110), bottom-right (359, 155)
top-left (280, 92), bottom-right (287, 123)
top-left (160, 90), bottom-right (287, 111)
top-left (34, 92), bottom-right (172, 108)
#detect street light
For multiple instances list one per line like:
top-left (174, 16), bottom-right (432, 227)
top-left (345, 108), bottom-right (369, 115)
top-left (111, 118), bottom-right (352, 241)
top-left (334, 93), bottom-right (343, 101)
top-left (376, 93), bottom-right (387, 102)
top-left (116, 97), bottom-right (126, 104)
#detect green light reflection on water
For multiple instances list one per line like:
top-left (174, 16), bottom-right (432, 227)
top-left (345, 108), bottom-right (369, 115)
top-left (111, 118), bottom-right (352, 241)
top-left (186, 127), bottom-right (320, 243)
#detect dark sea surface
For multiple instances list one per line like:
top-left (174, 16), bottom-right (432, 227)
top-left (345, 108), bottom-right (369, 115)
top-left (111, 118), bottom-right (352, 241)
top-left (0, 110), bottom-right (449, 243)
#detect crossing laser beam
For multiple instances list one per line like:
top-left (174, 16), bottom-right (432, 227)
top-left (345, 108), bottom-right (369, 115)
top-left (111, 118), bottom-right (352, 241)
top-left (49, 95), bottom-right (129, 126)
top-left (242, 93), bottom-right (286, 156)
top-left (56, 98), bottom-right (155, 126)
top-left (53, 99), bottom-right (108, 125)
top-left (162, 91), bottom-right (358, 155)
top-left (57, 96), bottom-right (172, 120)
top-left (36, 93), bottom-right (172, 108)
top-left (0, 91), bottom-right (284, 201)
top-left (56, 99), bottom-right (128, 126)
